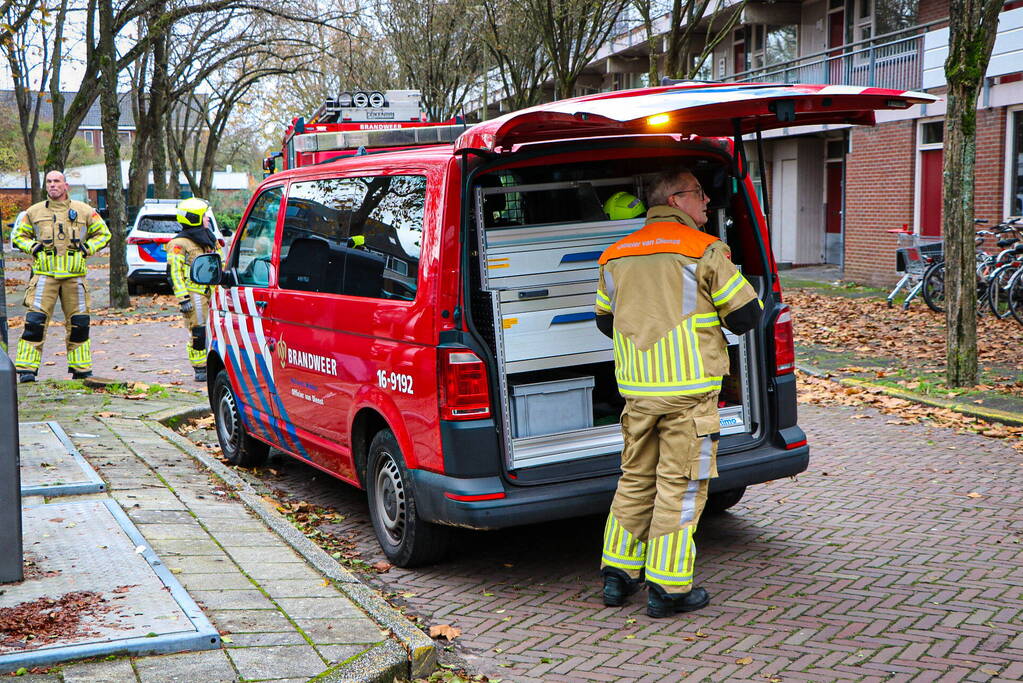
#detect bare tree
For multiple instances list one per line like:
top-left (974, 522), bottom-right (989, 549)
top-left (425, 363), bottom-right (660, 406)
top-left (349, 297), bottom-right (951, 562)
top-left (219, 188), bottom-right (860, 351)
top-left (169, 41), bottom-right (319, 198)
top-left (380, 0), bottom-right (485, 120)
top-left (1, 0), bottom-right (71, 199)
top-left (516, 0), bottom-right (630, 99)
top-left (942, 0), bottom-right (1004, 387)
top-left (478, 0), bottom-right (550, 110)
top-left (664, 0), bottom-right (744, 80)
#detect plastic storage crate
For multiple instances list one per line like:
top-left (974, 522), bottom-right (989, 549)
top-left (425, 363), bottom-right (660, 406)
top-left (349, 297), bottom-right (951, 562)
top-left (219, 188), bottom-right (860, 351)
top-left (510, 376), bottom-right (595, 438)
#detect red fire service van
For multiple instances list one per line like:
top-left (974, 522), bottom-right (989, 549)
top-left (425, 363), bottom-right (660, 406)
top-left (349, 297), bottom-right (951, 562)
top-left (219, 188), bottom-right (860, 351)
top-left (193, 82), bottom-right (935, 566)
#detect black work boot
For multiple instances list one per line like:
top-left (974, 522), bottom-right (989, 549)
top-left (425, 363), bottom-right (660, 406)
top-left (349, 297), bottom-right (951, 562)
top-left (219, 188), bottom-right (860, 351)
top-left (193, 368), bottom-right (207, 382)
top-left (70, 369), bottom-right (93, 380)
top-left (647, 584), bottom-right (710, 618)
top-left (18, 371), bottom-right (37, 384)
top-left (602, 568), bottom-right (643, 607)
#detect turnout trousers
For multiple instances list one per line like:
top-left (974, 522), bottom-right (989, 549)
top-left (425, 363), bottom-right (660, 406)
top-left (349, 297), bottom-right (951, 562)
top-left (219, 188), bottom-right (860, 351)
top-left (181, 291), bottom-right (210, 368)
top-left (601, 392), bottom-right (720, 595)
top-left (15, 274), bottom-right (92, 373)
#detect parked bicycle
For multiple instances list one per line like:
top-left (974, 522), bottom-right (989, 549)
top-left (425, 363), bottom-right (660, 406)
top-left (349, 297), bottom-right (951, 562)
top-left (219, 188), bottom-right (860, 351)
top-left (921, 218), bottom-right (1022, 316)
top-left (886, 226), bottom-right (943, 309)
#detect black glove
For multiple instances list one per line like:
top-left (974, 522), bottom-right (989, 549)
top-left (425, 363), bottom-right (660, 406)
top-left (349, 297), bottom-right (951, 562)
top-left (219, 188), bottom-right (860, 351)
top-left (179, 298), bottom-right (194, 314)
top-left (30, 242), bottom-right (44, 256)
top-left (78, 242), bottom-right (90, 255)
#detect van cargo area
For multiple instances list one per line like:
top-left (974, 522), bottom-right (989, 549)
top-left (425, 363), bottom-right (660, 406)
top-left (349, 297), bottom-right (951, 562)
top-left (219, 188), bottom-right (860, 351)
top-left (466, 144), bottom-right (766, 473)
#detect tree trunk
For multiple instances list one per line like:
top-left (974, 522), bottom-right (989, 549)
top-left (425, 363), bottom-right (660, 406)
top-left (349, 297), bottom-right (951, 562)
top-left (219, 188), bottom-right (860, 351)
top-left (150, 12), bottom-right (170, 197)
top-left (98, 0), bottom-right (129, 309)
top-left (166, 125), bottom-right (180, 199)
top-left (942, 0), bottom-right (1002, 388)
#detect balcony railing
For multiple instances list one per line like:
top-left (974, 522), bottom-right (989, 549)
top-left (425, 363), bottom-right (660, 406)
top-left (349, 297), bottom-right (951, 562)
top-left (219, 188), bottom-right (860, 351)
top-left (724, 21), bottom-right (945, 91)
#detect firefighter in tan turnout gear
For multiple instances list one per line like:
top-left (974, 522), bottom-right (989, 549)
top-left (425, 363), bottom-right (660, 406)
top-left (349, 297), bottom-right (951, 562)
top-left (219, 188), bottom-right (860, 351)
top-left (595, 168), bottom-right (763, 618)
top-left (11, 170), bottom-right (111, 383)
top-left (166, 197), bottom-right (222, 382)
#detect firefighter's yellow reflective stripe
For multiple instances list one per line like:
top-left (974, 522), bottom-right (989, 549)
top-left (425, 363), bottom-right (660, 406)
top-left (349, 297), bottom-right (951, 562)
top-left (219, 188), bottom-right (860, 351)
top-left (602, 515), bottom-right (646, 570)
top-left (11, 220), bottom-right (35, 252)
top-left (612, 319), bottom-right (723, 396)
top-left (168, 251), bottom-right (190, 299)
top-left (712, 270), bottom-right (749, 307)
top-left (67, 341), bottom-right (91, 369)
top-left (84, 218), bottom-right (111, 254)
top-left (188, 345), bottom-right (207, 366)
top-left (15, 339), bottom-right (41, 370)
top-left (595, 289), bottom-right (611, 311)
top-left (31, 251), bottom-right (89, 278)
top-left (645, 528), bottom-right (695, 587)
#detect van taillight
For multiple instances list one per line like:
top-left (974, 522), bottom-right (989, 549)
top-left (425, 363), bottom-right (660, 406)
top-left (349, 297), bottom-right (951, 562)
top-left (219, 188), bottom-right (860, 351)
top-left (773, 305), bottom-right (795, 375)
top-left (439, 349), bottom-right (491, 420)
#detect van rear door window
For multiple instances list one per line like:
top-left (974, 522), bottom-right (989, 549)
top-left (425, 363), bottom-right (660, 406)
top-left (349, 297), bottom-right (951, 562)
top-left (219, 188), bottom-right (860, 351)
top-left (279, 175), bottom-right (426, 301)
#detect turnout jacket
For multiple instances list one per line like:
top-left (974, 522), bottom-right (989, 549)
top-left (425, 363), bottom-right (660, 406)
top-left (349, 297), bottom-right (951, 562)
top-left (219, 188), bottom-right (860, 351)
top-left (595, 206), bottom-right (762, 410)
top-left (12, 199), bottom-right (110, 278)
top-left (165, 236), bottom-right (223, 300)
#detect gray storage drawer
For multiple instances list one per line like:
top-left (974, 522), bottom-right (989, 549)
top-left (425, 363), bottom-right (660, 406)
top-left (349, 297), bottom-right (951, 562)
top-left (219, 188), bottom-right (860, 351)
top-left (510, 376), bottom-right (595, 438)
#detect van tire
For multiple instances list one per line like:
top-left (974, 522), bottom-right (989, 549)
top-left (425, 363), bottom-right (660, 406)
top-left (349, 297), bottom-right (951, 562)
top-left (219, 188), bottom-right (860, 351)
top-left (367, 429), bottom-right (449, 567)
top-left (705, 486), bottom-right (746, 514)
top-left (127, 282), bottom-right (140, 296)
top-left (212, 370), bottom-right (270, 467)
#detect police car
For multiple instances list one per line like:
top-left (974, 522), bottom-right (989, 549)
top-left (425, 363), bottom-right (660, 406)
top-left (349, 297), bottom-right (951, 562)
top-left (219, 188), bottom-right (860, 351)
top-left (126, 198), bottom-right (226, 294)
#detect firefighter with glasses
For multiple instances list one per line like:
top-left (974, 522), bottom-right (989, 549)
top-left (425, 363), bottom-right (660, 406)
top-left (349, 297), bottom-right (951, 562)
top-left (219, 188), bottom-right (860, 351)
top-left (11, 170), bottom-right (111, 383)
top-left (595, 168), bottom-right (763, 617)
top-left (166, 197), bottom-right (222, 382)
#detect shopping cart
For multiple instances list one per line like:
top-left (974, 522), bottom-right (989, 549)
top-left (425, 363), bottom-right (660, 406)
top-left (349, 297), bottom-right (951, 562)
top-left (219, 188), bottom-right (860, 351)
top-left (886, 229), bottom-right (943, 309)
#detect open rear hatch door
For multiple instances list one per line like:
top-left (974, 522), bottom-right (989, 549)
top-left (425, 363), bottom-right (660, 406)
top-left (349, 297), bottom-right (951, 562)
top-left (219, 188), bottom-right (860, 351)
top-left (455, 83), bottom-right (938, 153)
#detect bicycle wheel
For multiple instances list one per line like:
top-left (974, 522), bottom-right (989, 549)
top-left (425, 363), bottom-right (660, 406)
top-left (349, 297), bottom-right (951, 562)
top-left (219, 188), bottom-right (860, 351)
top-left (1008, 268), bottom-right (1023, 326)
top-left (986, 263), bottom-right (1018, 318)
top-left (921, 261), bottom-right (946, 313)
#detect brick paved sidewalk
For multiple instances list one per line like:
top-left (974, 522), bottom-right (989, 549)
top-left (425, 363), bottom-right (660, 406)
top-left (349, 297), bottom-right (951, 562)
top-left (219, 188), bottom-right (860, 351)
top-left (8, 382), bottom-right (434, 682)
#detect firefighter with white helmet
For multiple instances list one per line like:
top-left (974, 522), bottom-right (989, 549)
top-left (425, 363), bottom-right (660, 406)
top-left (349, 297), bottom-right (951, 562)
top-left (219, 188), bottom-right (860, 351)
top-left (166, 197), bottom-right (222, 382)
top-left (595, 168), bottom-right (763, 617)
top-left (11, 170), bottom-right (111, 382)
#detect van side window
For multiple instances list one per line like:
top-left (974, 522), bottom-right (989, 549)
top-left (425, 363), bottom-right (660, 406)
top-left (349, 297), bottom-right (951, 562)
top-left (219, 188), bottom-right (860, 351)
top-left (279, 175), bottom-right (426, 301)
top-left (234, 187), bottom-right (284, 287)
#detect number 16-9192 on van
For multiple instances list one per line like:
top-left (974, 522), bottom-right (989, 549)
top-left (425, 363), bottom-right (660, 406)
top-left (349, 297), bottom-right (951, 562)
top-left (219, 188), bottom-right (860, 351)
top-left (191, 82), bottom-right (936, 566)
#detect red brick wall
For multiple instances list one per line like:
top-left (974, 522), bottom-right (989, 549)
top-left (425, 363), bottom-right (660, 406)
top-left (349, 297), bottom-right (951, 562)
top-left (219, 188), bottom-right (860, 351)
top-left (917, 0), bottom-right (949, 25)
top-left (845, 121), bottom-right (917, 286)
top-left (845, 108), bottom-right (1008, 286)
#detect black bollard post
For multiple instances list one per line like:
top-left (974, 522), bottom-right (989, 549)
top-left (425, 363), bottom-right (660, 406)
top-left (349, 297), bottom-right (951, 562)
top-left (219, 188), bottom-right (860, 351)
top-left (0, 352), bottom-right (22, 583)
top-left (0, 245), bottom-right (8, 353)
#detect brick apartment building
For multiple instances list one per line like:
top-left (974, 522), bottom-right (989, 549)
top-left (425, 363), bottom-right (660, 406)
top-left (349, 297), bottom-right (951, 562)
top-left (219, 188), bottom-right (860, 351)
top-left (466, 0), bottom-right (1023, 285)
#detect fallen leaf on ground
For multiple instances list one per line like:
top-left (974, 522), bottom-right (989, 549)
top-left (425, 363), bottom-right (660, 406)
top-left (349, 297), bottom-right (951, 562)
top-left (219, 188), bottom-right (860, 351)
top-left (429, 624), bottom-right (461, 641)
top-left (372, 561), bottom-right (393, 573)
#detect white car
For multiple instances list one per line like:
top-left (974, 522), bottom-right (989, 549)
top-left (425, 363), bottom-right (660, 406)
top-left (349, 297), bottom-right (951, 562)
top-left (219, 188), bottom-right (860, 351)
top-left (126, 199), bottom-right (227, 294)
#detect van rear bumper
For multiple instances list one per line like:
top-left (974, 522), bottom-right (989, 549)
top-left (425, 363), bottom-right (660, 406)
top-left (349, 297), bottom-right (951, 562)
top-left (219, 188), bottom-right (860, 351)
top-left (411, 441), bottom-right (810, 530)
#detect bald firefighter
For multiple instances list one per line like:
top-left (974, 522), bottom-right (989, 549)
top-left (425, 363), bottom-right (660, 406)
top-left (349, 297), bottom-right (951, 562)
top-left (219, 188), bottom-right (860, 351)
top-left (11, 170), bottom-right (111, 382)
top-left (596, 168), bottom-right (763, 618)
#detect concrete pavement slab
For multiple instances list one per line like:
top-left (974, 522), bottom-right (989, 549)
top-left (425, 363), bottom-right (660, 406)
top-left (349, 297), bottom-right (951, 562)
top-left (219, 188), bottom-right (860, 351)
top-left (60, 657), bottom-right (137, 682)
top-left (293, 618), bottom-right (387, 645)
top-left (226, 643), bottom-right (326, 681)
top-left (133, 649), bottom-right (237, 683)
top-left (18, 421), bottom-right (106, 497)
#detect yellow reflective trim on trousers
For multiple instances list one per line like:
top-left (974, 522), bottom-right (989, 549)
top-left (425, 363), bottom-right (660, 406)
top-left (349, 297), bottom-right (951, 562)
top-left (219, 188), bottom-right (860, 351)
top-left (613, 324), bottom-right (722, 396)
top-left (602, 515), bottom-right (645, 570)
top-left (188, 346), bottom-right (207, 365)
top-left (15, 339), bottom-right (41, 369)
top-left (645, 528), bottom-right (695, 587)
top-left (33, 251), bottom-right (87, 278)
top-left (67, 341), bottom-right (91, 369)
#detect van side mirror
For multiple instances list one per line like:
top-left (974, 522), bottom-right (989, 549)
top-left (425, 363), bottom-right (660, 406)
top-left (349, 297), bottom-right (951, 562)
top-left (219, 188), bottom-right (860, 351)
top-left (191, 253), bottom-right (224, 286)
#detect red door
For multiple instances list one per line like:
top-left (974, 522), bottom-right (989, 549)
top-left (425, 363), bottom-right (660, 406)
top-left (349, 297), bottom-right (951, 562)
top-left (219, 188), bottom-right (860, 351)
top-left (828, 11), bottom-right (845, 83)
top-left (826, 162), bottom-right (843, 235)
top-left (920, 149), bottom-right (944, 236)
top-left (734, 42), bottom-right (746, 75)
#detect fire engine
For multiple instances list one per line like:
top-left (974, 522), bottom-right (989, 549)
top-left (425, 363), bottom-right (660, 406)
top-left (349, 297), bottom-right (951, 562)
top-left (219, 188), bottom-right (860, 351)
top-left (263, 89), bottom-right (461, 175)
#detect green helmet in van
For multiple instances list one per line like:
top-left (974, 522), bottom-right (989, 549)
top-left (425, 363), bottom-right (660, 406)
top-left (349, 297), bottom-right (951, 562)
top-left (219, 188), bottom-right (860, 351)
top-left (603, 191), bottom-right (645, 220)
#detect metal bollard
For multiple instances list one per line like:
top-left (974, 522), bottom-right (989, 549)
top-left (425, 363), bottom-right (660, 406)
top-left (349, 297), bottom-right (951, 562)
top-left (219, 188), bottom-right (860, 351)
top-left (0, 352), bottom-right (22, 583)
top-left (0, 246), bottom-right (8, 353)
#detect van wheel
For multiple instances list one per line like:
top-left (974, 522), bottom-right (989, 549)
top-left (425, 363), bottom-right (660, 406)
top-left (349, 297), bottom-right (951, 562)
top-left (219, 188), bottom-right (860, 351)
top-left (212, 370), bottom-right (269, 467)
top-left (706, 487), bottom-right (746, 514)
top-left (367, 429), bottom-right (449, 567)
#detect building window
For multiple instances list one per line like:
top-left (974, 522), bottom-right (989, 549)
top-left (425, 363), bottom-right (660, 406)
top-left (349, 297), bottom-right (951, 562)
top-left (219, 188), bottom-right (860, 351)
top-left (921, 120), bottom-right (944, 146)
top-left (83, 131), bottom-right (94, 145)
top-left (1010, 111), bottom-right (1023, 217)
top-left (749, 25), bottom-right (797, 70)
top-left (854, 0), bottom-right (919, 43)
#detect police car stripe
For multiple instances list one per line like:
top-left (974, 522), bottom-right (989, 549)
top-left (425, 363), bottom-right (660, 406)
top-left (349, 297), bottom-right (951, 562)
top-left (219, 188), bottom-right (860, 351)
top-left (221, 307), bottom-right (280, 444)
